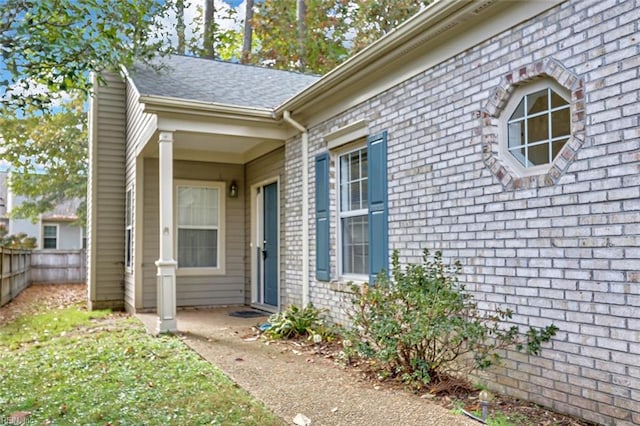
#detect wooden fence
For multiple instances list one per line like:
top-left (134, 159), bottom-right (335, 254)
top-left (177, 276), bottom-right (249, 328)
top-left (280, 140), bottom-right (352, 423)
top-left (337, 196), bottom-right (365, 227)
top-left (0, 248), bottom-right (31, 307)
top-left (31, 250), bottom-right (87, 284)
top-left (0, 249), bottom-right (87, 307)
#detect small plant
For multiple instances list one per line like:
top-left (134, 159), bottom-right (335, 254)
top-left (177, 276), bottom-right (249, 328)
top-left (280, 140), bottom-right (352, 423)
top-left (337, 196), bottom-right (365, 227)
top-left (264, 303), bottom-right (333, 340)
top-left (344, 249), bottom-right (558, 390)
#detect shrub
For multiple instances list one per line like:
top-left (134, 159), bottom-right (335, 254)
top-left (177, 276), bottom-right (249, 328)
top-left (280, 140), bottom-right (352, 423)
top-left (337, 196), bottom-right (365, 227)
top-left (264, 303), bottom-right (333, 340)
top-left (344, 249), bottom-right (558, 390)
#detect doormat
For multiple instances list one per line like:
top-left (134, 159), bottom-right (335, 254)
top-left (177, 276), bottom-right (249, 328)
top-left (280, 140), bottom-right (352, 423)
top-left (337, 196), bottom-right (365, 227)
top-left (229, 310), bottom-right (268, 318)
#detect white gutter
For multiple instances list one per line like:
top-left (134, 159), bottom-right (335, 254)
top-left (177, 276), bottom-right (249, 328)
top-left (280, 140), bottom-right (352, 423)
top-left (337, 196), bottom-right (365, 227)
top-left (139, 94), bottom-right (276, 120)
top-left (283, 111), bottom-right (310, 307)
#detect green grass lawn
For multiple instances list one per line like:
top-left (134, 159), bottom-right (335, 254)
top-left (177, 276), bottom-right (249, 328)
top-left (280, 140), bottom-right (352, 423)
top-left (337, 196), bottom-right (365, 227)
top-left (0, 305), bottom-right (282, 425)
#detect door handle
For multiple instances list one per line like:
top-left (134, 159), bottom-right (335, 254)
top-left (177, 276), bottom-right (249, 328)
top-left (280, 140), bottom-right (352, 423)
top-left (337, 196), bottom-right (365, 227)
top-left (262, 249), bottom-right (267, 259)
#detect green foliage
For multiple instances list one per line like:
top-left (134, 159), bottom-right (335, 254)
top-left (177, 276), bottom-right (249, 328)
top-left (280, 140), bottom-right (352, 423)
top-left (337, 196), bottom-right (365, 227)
top-left (0, 225), bottom-right (36, 249)
top-left (0, 0), bottom-right (171, 111)
top-left (252, 0), bottom-right (350, 73)
top-left (265, 303), bottom-right (333, 340)
top-left (250, 0), bottom-right (434, 74)
top-left (0, 308), bottom-right (281, 425)
top-left (344, 249), bottom-right (558, 389)
top-left (175, 1), bottom-right (242, 60)
top-left (0, 94), bottom-right (87, 224)
top-left (349, 0), bottom-right (434, 53)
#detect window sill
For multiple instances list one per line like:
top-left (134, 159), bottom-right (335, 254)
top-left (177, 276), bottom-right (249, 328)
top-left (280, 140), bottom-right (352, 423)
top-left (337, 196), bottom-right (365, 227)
top-left (329, 278), bottom-right (368, 294)
top-left (177, 267), bottom-right (226, 277)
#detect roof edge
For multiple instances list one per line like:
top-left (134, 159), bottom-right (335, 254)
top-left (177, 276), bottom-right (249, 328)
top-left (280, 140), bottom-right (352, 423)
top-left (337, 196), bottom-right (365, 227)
top-left (139, 94), bottom-right (276, 120)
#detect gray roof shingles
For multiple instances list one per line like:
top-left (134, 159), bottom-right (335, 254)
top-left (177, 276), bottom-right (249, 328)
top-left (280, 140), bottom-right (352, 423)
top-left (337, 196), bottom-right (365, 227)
top-left (129, 55), bottom-right (320, 110)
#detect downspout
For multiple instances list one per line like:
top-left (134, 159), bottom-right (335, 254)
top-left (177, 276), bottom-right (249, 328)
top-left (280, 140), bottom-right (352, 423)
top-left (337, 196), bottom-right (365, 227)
top-left (283, 111), bottom-right (310, 307)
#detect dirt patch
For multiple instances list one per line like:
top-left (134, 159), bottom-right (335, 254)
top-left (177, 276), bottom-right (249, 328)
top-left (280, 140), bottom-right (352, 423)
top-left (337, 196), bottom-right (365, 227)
top-left (0, 283), bottom-right (86, 325)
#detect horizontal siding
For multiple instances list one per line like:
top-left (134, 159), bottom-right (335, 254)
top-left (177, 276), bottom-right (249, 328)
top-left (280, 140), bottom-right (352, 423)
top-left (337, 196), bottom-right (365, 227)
top-left (123, 81), bottom-right (155, 311)
top-left (88, 73), bottom-right (126, 307)
top-left (143, 158), bottom-right (245, 309)
top-left (244, 148), bottom-right (285, 306)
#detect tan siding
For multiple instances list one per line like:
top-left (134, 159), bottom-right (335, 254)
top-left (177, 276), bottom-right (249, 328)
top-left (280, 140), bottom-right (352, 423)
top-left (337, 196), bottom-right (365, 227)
top-left (244, 148), bottom-right (285, 306)
top-left (88, 73), bottom-right (126, 309)
top-left (123, 82), bottom-right (157, 311)
top-left (143, 158), bottom-right (245, 309)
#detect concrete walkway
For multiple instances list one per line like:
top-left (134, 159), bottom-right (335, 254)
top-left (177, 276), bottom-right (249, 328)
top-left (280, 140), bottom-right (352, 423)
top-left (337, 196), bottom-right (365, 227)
top-left (137, 308), bottom-right (477, 426)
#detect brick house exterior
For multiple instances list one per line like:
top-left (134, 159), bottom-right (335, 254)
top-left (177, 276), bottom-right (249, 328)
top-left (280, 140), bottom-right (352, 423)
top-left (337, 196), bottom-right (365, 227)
top-left (90, 1), bottom-right (639, 424)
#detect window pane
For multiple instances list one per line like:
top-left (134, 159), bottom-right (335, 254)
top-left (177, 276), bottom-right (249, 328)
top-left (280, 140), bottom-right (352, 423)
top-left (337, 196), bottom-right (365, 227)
top-left (350, 182), bottom-right (362, 210)
top-left (340, 156), bottom-right (350, 212)
top-left (126, 229), bottom-right (132, 267)
top-left (361, 179), bottom-right (368, 209)
top-left (342, 216), bottom-right (369, 275)
top-left (508, 121), bottom-right (524, 148)
top-left (178, 187), bottom-right (218, 227)
top-left (528, 143), bottom-right (550, 166)
top-left (509, 147), bottom-right (527, 167)
top-left (527, 113), bottom-right (549, 144)
top-left (43, 238), bottom-right (56, 249)
top-left (550, 90), bottom-right (568, 108)
top-left (340, 148), bottom-right (368, 213)
top-left (552, 138), bottom-right (569, 160)
top-left (526, 89), bottom-right (548, 114)
top-left (510, 98), bottom-right (525, 120)
top-left (43, 226), bottom-right (56, 237)
top-left (552, 108), bottom-right (571, 138)
top-left (178, 229), bottom-right (218, 267)
top-left (360, 150), bottom-right (368, 179)
top-left (349, 152), bottom-right (361, 181)
top-left (125, 191), bottom-right (132, 226)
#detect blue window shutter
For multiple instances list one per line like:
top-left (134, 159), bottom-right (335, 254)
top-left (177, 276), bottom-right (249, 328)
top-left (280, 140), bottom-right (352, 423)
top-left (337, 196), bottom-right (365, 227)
top-left (367, 131), bottom-right (388, 284)
top-left (315, 153), bottom-right (330, 281)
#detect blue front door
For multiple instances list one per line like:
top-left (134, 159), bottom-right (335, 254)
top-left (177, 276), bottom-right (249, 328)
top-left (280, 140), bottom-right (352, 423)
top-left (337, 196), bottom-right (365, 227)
top-left (263, 182), bottom-right (278, 306)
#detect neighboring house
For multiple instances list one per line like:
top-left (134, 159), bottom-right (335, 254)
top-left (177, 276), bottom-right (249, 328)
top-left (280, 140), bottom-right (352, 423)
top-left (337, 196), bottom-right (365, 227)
top-left (0, 171), bottom-right (84, 250)
top-left (89, 1), bottom-right (639, 424)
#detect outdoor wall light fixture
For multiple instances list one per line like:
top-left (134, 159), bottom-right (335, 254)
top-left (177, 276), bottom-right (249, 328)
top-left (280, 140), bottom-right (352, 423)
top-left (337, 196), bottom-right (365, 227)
top-left (229, 181), bottom-right (238, 198)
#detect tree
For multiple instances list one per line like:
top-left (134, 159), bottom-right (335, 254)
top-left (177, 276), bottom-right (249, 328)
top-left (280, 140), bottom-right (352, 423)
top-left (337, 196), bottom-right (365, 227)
top-left (0, 225), bottom-right (36, 249)
top-left (203, 0), bottom-right (215, 58)
top-left (241, 0), bottom-right (254, 63)
top-left (252, 0), bottom-right (350, 74)
top-left (0, 0), bottom-right (171, 112)
top-left (176, 0), bottom-right (187, 54)
top-left (0, 1), bottom-right (172, 223)
top-left (296, 0), bottom-right (307, 71)
top-left (349, 0), bottom-right (434, 53)
top-left (251, 0), bottom-right (432, 75)
top-left (0, 94), bottom-right (88, 225)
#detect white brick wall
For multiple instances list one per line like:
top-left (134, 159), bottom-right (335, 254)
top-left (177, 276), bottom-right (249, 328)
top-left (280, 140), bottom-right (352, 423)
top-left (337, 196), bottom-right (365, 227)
top-left (283, 0), bottom-right (640, 424)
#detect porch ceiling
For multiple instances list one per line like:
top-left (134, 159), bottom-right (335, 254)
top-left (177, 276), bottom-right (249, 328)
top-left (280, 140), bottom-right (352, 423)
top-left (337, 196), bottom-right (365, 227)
top-left (139, 111), bottom-right (291, 165)
top-left (144, 130), bottom-right (284, 165)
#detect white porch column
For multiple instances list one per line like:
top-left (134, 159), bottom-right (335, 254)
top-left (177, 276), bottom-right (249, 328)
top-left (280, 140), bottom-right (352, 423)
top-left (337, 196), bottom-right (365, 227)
top-left (155, 131), bottom-right (177, 333)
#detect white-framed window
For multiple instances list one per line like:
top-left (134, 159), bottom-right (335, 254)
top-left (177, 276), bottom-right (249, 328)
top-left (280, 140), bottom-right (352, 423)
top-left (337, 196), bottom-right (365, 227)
top-left (175, 180), bottom-right (225, 275)
top-left (125, 188), bottom-right (133, 269)
top-left (43, 224), bottom-right (58, 249)
top-left (501, 80), bottom-right (571, 176)
top-left (338, 146), bottom-right (369, 278)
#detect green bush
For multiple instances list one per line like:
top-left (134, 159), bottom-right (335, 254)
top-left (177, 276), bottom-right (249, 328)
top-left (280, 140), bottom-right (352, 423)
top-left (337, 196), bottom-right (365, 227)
top-left (265, 303), bottom-right (333, 340)
top-left (344, 249), bottom-right (558, 389)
